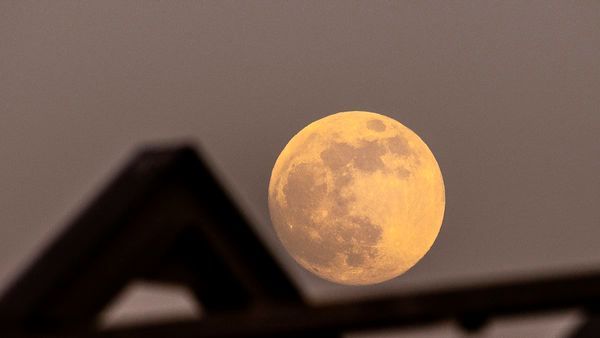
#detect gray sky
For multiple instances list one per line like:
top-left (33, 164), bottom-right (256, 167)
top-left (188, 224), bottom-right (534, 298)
top-left (1, 1), bottom-right (599, 335)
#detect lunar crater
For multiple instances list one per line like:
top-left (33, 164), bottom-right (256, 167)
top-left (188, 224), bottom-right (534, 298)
top-left (366, 119), bottom-right (386, 132)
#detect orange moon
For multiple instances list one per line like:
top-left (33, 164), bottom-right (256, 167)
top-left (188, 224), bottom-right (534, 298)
top-left (268, 111), bottom-right (445, 285)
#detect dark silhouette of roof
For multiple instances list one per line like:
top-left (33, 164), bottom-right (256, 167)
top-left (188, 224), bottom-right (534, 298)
top-left (0, 145), bottom-right (597, 337)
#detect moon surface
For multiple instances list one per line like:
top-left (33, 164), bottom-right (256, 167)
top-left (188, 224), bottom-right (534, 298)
top-left (268, 111), bottom-right (445, 285)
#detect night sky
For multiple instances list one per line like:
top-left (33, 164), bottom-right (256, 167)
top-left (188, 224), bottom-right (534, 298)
top-left (1, 2), bottom-right (599, 335)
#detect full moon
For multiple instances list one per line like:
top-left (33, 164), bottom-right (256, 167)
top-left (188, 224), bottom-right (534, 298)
top-left (268, 111), bottom-right (445, 285)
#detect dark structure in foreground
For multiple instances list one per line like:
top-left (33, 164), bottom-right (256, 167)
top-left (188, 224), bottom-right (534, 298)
top-left (0, 145), bottom-right (598, 337)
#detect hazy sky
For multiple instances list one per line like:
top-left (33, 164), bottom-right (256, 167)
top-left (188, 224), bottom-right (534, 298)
top-left (1, 1), bottom-right (599, 319)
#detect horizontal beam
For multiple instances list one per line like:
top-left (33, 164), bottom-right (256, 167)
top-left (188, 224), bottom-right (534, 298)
top-left (12, 269), bottom-right (600, 338)
top-left (97, 269), bottom-right (600, 337)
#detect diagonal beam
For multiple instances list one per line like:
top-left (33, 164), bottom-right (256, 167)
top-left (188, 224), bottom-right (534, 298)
top-left (0, 145), bottom-right (301, 332)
